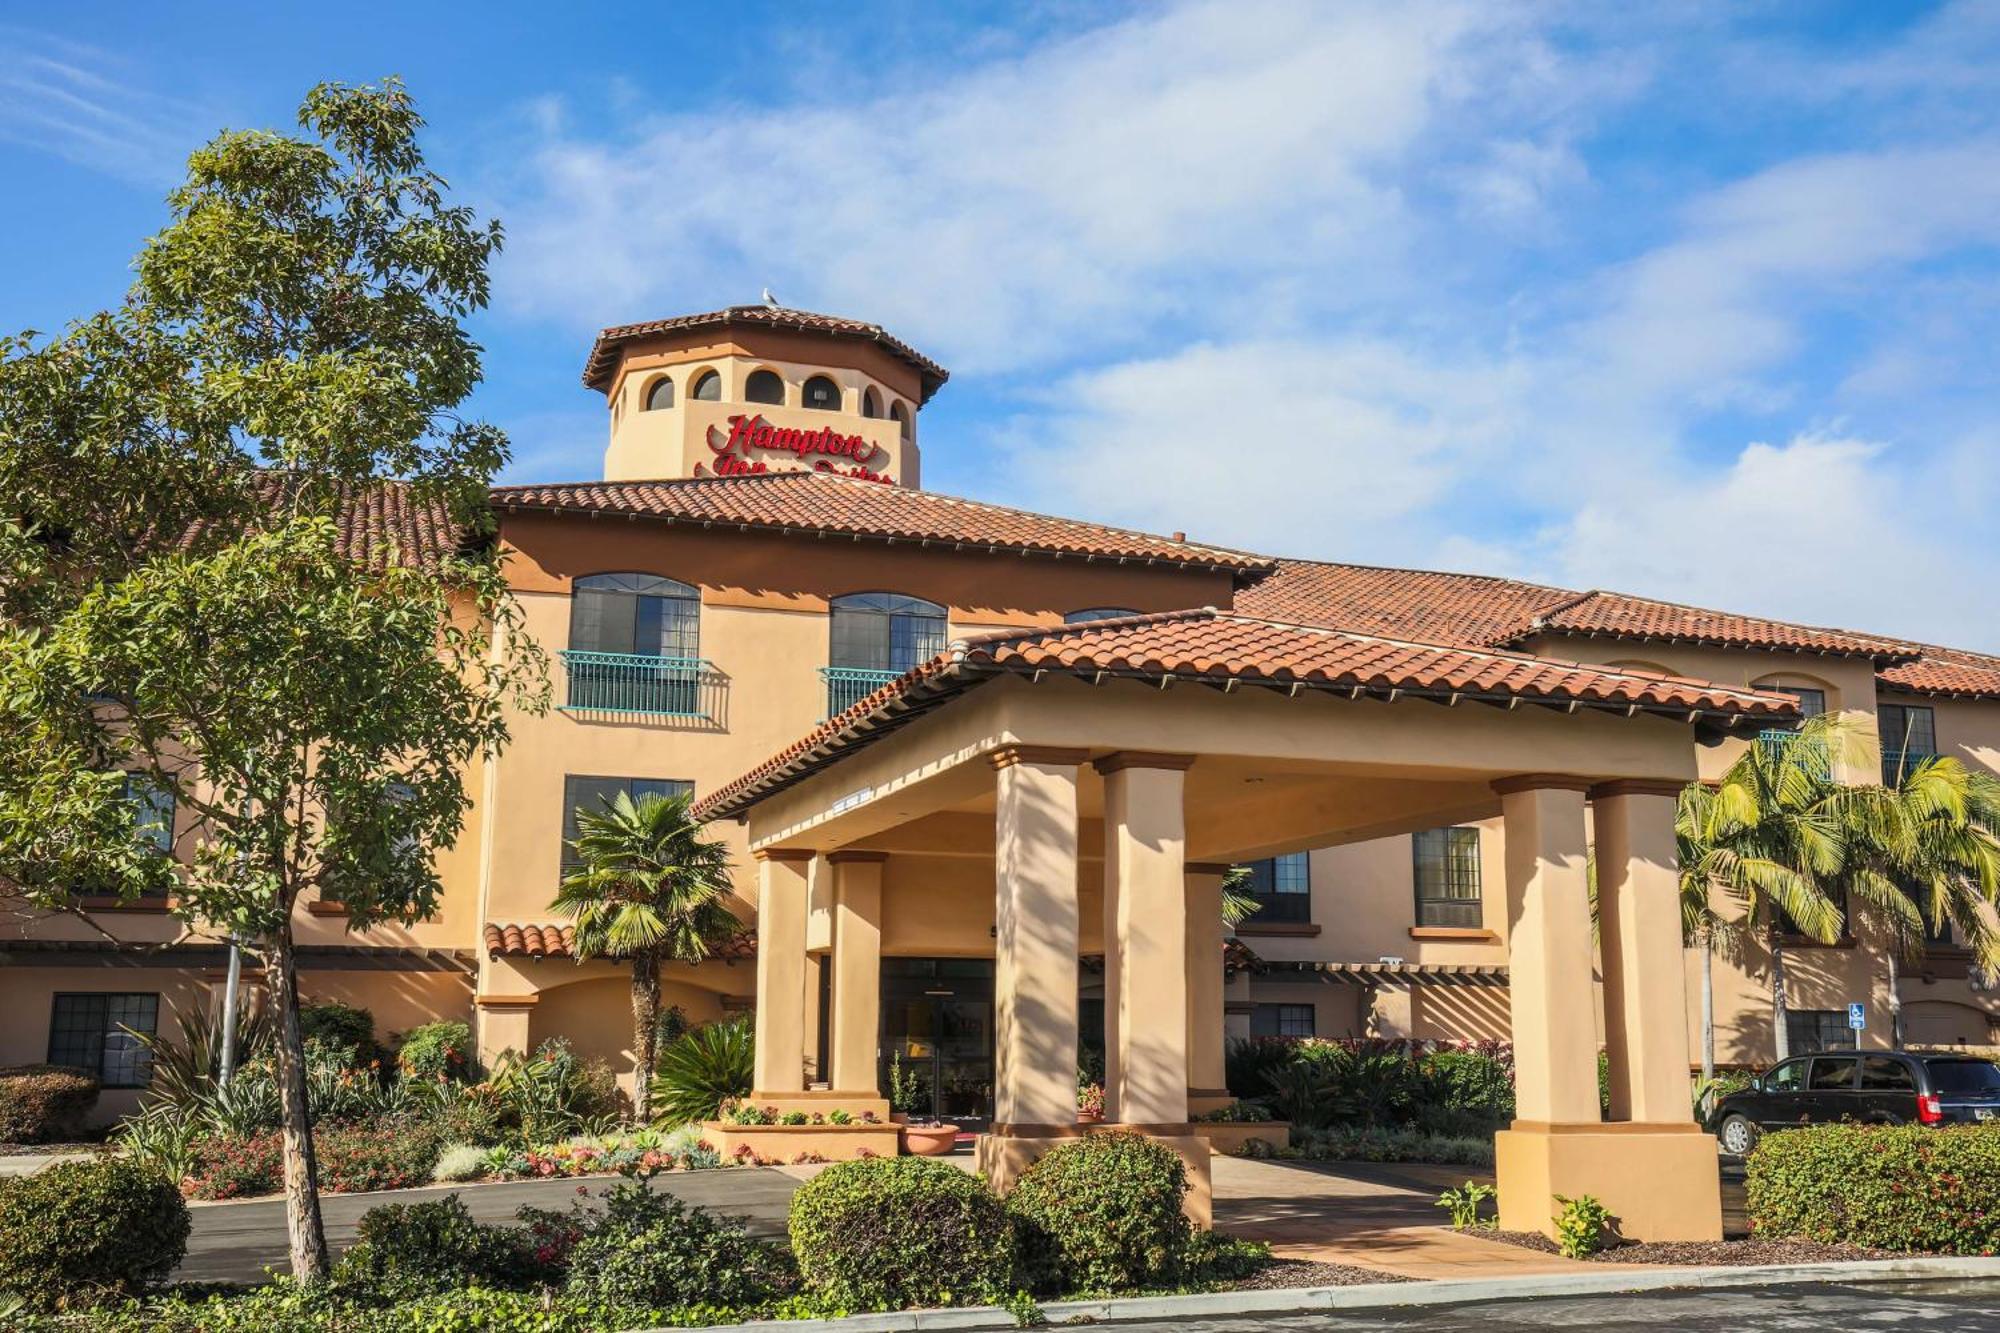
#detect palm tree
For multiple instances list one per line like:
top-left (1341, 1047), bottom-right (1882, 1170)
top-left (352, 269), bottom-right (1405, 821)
top-left (1678, 715), bottom-right (1855, 1062)
top-left (1846, 756), bottom-right (2000, 1046)
top-left (553, 790), bottom-right (736, 1120)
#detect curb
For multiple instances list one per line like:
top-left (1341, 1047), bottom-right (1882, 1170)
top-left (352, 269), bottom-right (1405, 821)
top-left (649, 1256), bottom-right (2000, 1332)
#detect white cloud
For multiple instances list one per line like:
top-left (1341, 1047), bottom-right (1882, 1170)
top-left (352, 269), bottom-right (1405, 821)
top-left (0, 27), bottom-right (217, 187)
top-left (489, 0), bottom-right (1569, 371)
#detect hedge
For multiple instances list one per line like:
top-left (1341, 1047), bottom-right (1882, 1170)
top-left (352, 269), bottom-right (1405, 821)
top-left (0, 1156), bottom-right (190, 1309)
top-left (789, 1156), bottom-right (1014, 1309)
top-left (0, 1064), bottom-right (100, 1143)
top-left (1746, 1123), bottom-right (2000, 1254)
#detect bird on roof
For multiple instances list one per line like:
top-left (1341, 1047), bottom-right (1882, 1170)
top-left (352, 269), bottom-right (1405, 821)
top-left (761, 287), bottom-right (779, 308)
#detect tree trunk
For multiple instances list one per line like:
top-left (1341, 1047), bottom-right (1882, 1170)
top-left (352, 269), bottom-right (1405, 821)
top-left (266, 922), bottom-right (331, 1282)
top-left (1887, 949), bottom-right (1903, 1048)
top-left (631, 952), bottom-right (662, 1121)
top-left (1770, 926), bottom-right (1790, 1062)
top-left (1699, 926), bottom-right (1716, 1084)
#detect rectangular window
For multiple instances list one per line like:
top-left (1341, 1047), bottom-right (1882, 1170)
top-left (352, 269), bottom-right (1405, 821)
top-left (560, 776), bottom-right (693, 877)
top-left (1860, 1056), bottom-right (1915, 1091)
top-left (48, 993), bottom-right (159, 1088)
top-left (1236, 852), bottom-right (1311, 924)
top-left (123, 775), bottom-right (175, 854)
top-left (1784, 1009), bottom-right (1857, 1054)
top-left (1879, 703), bottom-right (1937, 784)
top-left (1412, 827), bottom-right (1482, 928)
top-left (1248, 1003), bottom-right (1316, 1039)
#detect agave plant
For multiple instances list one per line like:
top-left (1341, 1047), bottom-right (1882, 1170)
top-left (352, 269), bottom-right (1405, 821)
top-left (127, 1002), bottom-right (272, 1111)
top-left (653, 1016), bottom-right (753, 1127)
top-left (113, 1103), bottom-right (203, 1183)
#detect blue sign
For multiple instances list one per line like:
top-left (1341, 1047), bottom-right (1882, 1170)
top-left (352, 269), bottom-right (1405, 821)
top-left (1847, 1003), bottom-right (1866, 1030)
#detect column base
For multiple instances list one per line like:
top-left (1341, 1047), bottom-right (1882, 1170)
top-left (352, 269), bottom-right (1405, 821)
top-left (1495, 1121), bottom-right (1722, 1242)
top-left (743, 1089), bottom-right (892, 1119)
top-left (976, 1124), bottom-right (1212, 1229)
top-left (1187, 1087), bottom-right (1236, 1116)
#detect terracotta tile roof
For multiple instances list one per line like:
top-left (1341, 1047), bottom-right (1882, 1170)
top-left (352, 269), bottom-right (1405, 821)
top-left (1236, 559), bottom-right (1925, 663)
top-left (483, 921), bottom-right (757, 962)
top-left (692, 610), bottom-right (1800, 822)
top-left (1515, 590), bottom-right (1923, 661)
top-left (581, 305), bottom-right (950, 403)
top-left (1236, 558), bottom-right (1569, 646)
top-left (182, 474), bottom-right (476, 573)
top-left (1878, 646), bottom-right (2000, 699)
top-left (489, 472), bottom-right (1272, 574)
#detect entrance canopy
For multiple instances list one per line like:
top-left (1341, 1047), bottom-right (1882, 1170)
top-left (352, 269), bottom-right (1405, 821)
top-left (695, 609), bottom-right (1795, 861)
top-left (696, 609), bottom-right (1787, 1240)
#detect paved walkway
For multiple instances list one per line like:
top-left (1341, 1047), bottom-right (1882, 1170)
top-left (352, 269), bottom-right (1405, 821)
top-left (174, 1153), bottom-right (1746, 1285)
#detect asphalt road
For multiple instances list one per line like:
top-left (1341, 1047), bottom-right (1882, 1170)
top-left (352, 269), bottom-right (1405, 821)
top-left (175, 1170), bottom-right (799, 1283)
top-left (1106, 1280), bottom-right (2000, 1331)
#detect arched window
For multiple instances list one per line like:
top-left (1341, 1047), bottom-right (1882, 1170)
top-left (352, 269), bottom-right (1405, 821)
top-left (861, 387), bottom-right (882, 418)
top-left (643, 376), bottom-right (675, 411)
top-left (567, 573), bottom-right (701, 713)
top-left (745, 369), bottom-right (785, 405)
top-left (1064, 608), bottom-right (1141, 625)
top-left (889, 401), bottom-right (912, 444)
top-left (690, 369), bottom-right (721, 401)
top-left (830, 593), bottom-right (946, 672)
top-left (803, 374), bottom-right (841, 411)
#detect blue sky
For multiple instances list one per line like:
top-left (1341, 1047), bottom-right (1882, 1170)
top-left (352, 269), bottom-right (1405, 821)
top-left (5, 2), bottom-right (1999, 649)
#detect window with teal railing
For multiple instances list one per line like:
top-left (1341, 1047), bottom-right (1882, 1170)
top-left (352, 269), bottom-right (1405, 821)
top-left (822, 592), bottom-right (946, 717)
top-left (564, 572), bottom-right (709, 717)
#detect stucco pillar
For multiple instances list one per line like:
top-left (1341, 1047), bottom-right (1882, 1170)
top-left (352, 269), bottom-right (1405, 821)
top-left (827, 851), bottom-right (886, 1095)
top-left (1098, 752), bottom-right (1194, 1126)
top-left (474, 994), bottom-right (535, 1070)
top-left (988, 747), bottom-right (1086, 1131)
top-left (1492, 775), bottom-right (1720, 1242)
top-left (1185, 862), bottom-right (1231, 1115)
top-left (752, 849), bottom-right (813, 1096)
top-left (1494, 778), bottom-right (1600, 1124)
top-left (1593, 782), bottom-right (1697, 1123)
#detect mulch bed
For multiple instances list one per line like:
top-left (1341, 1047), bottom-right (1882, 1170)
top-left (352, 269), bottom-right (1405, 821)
top-left (1477, 1228), bottom-right (1891, 1266)
top-left (1231, 1258), bottom-right (1415, 1290)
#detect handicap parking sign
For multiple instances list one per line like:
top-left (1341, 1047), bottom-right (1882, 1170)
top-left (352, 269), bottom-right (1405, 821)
top-left (1847, 1002), bottom-right (1866, 1030)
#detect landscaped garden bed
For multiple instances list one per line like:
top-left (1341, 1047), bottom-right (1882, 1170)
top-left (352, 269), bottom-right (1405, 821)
top-left (1474, 1229), bottom-right (1889, 1266)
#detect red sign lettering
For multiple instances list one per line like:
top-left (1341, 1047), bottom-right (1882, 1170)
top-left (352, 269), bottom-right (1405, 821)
top-left (705, 414), bottom-right (893, 484)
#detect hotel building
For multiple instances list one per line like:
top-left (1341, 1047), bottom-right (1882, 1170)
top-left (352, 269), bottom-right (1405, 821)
top-left (5, 305), bottom-right (1998, 1237)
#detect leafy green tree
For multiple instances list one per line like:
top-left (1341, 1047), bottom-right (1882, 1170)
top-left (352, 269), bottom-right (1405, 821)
top-left (0, 81), bottom-right (542, 1281)
top-left (553, 791), bottom-right (737, 1120)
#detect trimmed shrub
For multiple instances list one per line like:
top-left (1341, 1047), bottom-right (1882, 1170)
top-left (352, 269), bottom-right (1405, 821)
top-left (0, 1063), bottom-right (99, 1143)
top-left (184, 1130), bottom-right (283, 1200)
top-left (333, 1194), bottom-right (523, 1298)
top-left (789, 1156), bottom-right (1014, 1310)
top-left (297, 1001), bottom-right (382, 1068)
top-left (1746, 1123), bottom-right (2000, 1254)
top-left (1004, 1132), bottom-right (1191, 1294)
top-left (396, 1021), bottom-right (473, 1083)
top-left (567, 1181), bottom-right (787, 1309)
top-left (0, 1156), bottom-right (190, 1309)
top-left (1412, 1050), bottom-right (1514, 1137)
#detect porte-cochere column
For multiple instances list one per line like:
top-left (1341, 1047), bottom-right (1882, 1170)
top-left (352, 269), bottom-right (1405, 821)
top-left (1491, 774), bottom-right (1721, 1242)
top-left (1184, 863), bottom-right (1233, 1116)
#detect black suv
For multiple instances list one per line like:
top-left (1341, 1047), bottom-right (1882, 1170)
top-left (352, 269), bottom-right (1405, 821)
top-left (1710, 1049), bottom-right (2000, 1154)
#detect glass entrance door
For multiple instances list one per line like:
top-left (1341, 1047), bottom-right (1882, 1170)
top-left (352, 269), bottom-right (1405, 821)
top-left (880, 958), bottom-right (994, 1128)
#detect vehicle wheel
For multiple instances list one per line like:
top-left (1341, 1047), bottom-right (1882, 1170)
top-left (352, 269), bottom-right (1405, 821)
top-left (1718, 1113), bottom-right (1759, 1156)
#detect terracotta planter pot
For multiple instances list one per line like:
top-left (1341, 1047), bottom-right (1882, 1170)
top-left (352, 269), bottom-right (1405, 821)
top-left (1077, 1110), bottom-right (1103, 1124)
top-left (901, 1123), bottom-right (959, 1156)
top-left (890, 1112), bottom-right (911, 1125)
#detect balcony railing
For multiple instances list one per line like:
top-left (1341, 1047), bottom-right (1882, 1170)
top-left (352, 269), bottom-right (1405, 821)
top-left (1881, 747), bottom-right (1936, 787)
top-left (560, 651), bottom-right (710, 718)
top-left (821, 666), bottom-right (902, 718)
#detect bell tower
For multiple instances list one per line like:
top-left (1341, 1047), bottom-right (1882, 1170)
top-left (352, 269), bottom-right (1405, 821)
top-left (583, 305), bottom-right (948, 489)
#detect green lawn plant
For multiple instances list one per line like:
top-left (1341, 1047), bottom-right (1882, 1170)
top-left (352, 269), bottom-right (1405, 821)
top-left (1552, 1193), bottom-right (1614, 1258)
top-left (0, 78), bottom-right (545, 1283)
